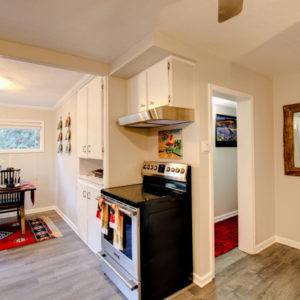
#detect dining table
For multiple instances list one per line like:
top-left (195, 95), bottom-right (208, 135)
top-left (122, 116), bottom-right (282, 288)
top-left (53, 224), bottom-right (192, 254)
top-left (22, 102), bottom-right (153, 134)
top-left (0, 183), bottom-right (36, 235)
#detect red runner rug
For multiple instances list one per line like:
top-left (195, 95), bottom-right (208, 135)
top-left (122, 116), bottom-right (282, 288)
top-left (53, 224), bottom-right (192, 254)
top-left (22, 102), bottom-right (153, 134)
top-left (0, 218), bottom-right (55, 251)
top-left (215, 215), bottom-right (238, 257)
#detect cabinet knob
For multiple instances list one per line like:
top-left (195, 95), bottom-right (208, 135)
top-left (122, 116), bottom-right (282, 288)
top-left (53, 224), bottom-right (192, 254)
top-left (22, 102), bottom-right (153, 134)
top-left (87, 192), bottom-right (91, 200)
top-left (83, 145), bottom-right (87, 153)
top-left (150, 101), bottom-right (155, 106)
top-left (83, 190), bottom-right (87, 198)
top-left (87, 145), bottom-right (91, 152)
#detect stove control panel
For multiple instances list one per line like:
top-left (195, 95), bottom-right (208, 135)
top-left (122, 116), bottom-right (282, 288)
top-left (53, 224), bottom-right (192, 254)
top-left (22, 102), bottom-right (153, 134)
top-left (142, 161), bottom-right (188, 182)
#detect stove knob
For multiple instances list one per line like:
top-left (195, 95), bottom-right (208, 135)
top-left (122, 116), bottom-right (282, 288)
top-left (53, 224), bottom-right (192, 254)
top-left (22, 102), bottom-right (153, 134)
top-left (166, 167), bottom-right (170, 172)
top-left (143, 164), bottom-right (147, 169)
top-left (180, 168), bottom-right (185, 174)
top-left (154, 165), bottom-right (158, 170)
top-left (171, 168), bottom-right (175, 172)
top-left (150, 165), bottom-right (153, 170)
top-left (175, 168), bottom-right (180, 173)
top-left (147, 164), bottom-right (150, 169)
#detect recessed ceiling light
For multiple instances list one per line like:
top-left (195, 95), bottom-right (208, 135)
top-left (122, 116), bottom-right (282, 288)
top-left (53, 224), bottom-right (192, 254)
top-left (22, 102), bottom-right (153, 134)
top-left (0, 76), bottom-right (19, 90)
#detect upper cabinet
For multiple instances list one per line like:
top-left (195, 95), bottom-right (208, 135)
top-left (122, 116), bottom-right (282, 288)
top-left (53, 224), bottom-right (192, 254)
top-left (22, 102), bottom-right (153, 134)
top-left (77, 77), bottom-right (104, 160)
top-left (147, 58), bottom-right (170, 109)
top-left (128, 71), bottom-right (147, 114)
top-left (127, 56), bottom-right (195, 114)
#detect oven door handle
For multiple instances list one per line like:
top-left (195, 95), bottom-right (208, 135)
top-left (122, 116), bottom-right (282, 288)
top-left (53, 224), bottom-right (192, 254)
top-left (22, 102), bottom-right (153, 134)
top-left (99, 197), bottom-right (137, 217)
top-left (98, 252), bottom-right (138, 291)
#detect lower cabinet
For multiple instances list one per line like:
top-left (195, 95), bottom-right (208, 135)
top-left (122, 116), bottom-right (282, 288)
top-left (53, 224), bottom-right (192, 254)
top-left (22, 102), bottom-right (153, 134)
top-left (77, 180), bottom-right (102, 253)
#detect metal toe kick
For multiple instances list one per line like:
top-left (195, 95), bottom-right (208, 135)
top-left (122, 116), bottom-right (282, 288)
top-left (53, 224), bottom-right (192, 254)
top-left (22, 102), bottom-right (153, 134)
top-left (97, 252), bottom-right (141, 300)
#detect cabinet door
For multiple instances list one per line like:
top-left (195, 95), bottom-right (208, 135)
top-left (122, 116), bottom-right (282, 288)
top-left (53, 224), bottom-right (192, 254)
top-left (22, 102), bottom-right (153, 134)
top-left (77, 86), bottom-right (88, 158)
top-left (128, 71), bottom-right (147, 114)
top-left (87, 77), bottom-right (103, 160)
top-left (87, 185), bottom-right (102, 253)
top-left (147, 58), bottom-right (170, 109)
top-left (77, 182), bottom-right (88, 243)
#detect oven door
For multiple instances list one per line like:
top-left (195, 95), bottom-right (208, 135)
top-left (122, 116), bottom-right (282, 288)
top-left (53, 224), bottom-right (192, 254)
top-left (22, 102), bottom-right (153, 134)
top-left (101, 194), bottom-right (140, 281)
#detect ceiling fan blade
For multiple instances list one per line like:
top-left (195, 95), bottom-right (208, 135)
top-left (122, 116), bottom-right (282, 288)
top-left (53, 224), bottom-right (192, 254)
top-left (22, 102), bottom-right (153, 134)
top-left (218, 0), bottom-right (243, 23)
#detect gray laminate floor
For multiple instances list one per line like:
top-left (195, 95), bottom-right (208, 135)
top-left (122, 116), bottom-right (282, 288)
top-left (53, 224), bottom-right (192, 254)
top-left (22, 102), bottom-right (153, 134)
top-left (1, 211), bottom-right (300, 300)
top-left (0, 210), bottom-right (125, 300)
top-left (171, 243), bottom-right (300, 300)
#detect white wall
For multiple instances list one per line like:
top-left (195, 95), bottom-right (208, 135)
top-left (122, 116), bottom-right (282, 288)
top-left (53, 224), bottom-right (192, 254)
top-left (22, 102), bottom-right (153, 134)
top-left (134, 37), bottom-right (275, 280)
top-left (213, 102), bottom-right (237, 218)
top-left (0, 36), bottom-right (275, 286)
top-left (106, 76), bottom-right (150, 187)
top-left (0, 106), bottom-right (56, 210)
top-left (274, 73), bottom-right (300, 244)
top-left (55, 94), bottom-right (78, 226)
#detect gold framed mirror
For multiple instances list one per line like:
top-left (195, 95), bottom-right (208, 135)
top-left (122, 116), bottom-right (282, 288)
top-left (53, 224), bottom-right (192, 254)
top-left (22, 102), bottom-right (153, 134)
top-left (283, 103), bottom-right (300, 175)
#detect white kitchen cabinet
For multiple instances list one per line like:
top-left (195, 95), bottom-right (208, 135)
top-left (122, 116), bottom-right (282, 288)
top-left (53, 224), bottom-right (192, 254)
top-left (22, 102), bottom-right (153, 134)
top-left (147, 58), bottom-right (170, 109)
top-left (87, 185), bottom-right (102, 253)
top-left (77, 181), bottom-right (88, 243)
top-left (77, 76), bottom-right (104, 160)
top-left (77, 180), bottom-right (102, 253)
top-left (128, 71), bottom-right (147, 114)
top-left (127, 56), bottom-right (195, 114)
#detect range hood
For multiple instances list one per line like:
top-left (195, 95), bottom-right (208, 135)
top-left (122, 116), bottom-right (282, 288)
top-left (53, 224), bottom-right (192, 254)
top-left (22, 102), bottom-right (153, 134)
top-left (118, 106), bottom-right (194, 128)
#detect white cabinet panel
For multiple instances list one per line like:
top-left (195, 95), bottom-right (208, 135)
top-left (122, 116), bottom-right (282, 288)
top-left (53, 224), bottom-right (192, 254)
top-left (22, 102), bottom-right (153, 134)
top-left (78, 180), bottom-right (102, 252)
top-left (77, 86), bottom-right (88, 158)
top-left (77, 76), bottom-right (104, 160)
top-left (87, 185), bottom-right (102, 252)
top-left (77, 181), bottom-right (88, 243)
top-left (128, 71), bottom-right (147, 114)
top-left (87, 77), bottom-right (103, 160)
top-left (147, 58), bottom-right (170, 109)
top-left (126, 56), bottom-right (195, 114)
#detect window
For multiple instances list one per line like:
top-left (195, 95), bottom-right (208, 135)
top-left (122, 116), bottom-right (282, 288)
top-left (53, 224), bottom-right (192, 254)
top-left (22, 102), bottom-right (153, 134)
top-left (0, 120), bottom-right (44, 153)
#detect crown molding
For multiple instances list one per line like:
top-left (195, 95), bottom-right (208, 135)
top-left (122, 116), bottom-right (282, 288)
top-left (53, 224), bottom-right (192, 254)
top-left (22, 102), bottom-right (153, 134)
top-left (0, 102), bottom-right (55, 111)
top-left (53, 74), bottom-right (94, 111)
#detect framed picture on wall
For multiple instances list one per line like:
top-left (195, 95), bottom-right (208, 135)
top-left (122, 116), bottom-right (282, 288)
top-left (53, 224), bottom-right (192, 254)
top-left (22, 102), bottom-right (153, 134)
top-left (216, 114), bottom-right (237, 147)
top-left (158, 129), bottom-right (183, 159)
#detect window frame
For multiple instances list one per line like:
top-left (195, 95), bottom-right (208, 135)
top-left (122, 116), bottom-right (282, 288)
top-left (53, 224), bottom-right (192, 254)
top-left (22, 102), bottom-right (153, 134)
top-left (0, 119), bottom-right (45, 153)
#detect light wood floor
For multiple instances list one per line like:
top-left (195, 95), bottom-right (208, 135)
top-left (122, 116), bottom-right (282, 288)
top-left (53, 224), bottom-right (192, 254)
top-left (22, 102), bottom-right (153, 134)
top-left (1, 211), bottom-right (300, 300)
top-left (172, 244), bottom-right (300, 300)
top-left (0, 210), bottom-right (125, 300)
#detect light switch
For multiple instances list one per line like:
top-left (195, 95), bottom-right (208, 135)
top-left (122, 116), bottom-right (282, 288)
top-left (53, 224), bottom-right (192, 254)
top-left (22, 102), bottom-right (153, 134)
top-left (201, 141), bottom-right (210, 153)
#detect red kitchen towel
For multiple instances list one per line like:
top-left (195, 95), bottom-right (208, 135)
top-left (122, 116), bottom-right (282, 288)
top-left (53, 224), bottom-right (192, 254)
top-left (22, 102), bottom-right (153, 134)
top-left (109, 204), bottom-right (118, 229)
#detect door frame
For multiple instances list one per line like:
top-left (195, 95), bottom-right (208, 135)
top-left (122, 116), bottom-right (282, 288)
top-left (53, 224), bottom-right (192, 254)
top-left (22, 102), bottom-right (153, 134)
top-left (208, 84), bottom-right (256, 277)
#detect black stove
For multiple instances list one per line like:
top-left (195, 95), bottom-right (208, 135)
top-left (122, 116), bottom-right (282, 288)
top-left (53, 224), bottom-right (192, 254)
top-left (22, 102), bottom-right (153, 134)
top-left (99, 161), bottom-right (193, 300)
top-left (101, 183), bottom-right (184, 207)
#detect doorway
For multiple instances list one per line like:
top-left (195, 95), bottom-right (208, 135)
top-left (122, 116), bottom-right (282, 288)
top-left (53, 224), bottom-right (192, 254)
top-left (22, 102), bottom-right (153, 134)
top-left (208, 84), bottom-right (256, 277)
top-left (212, 97), bottom-right (238, 257)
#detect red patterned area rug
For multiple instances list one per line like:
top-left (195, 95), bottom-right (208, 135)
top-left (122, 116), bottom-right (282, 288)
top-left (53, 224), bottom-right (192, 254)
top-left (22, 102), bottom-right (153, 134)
top-left (215, 215), bottom-right (238, 257)
top-left (0, 217), bottom-right (56, 251)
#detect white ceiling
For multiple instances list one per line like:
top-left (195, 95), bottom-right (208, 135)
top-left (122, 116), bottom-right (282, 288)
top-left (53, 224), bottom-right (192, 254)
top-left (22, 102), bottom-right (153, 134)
top-left (1, 0), bottom-right (300, 78)
top-left (0, 57), bottom-right (85, 108)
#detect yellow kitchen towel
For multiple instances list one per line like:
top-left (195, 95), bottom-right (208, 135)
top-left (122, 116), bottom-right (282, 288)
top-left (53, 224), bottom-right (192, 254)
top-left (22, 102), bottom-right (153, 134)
top-left (96, 197), bottom-right (109, 235)
top-left (113, 206), bottom-right (124, 251)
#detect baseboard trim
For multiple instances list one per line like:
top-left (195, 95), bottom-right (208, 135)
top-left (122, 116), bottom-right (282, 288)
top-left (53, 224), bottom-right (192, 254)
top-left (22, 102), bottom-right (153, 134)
top-left (54, 206), bottom-right (78, 236)
top-left (255, 236), bottom-right (276, 253)
top-left (275, 236), bottom-right (300, 250)
top-left (0, 205), bottom-right (56, 219)
top-left (193, 271), bottom-right (214, 288)
top-left (255, 235), bottom-right (300, 253)
top-left (214, 210), bottom-right (238, 223)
